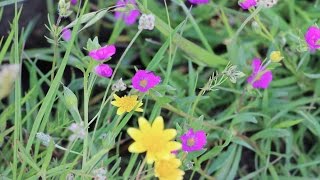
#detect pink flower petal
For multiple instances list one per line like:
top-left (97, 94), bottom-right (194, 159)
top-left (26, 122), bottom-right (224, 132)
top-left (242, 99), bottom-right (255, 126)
top-left (188, 0), bottom-right (209, 4)
top-left (305, 26), bottom-right (320, 51)
top-left (239, 0), bottom-right (257, 10)
top-left (89, 45), bottom-right (116, 61)
top-left (94, 64), bottom-right (113, 78)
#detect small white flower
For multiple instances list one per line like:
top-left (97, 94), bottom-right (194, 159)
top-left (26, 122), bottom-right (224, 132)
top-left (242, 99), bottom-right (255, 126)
top-left (93, 167), bottom-right (107, 180)
top-left (112, 78), bottom-right (127, 92)
top-left (68, 122), bottom-right (86, 141)
top-left (36, 132), bottom-right (53, 146)
top-left (138, 14), bottom-right (155, 31)
top-left (257, 0), bottom-right (278, 8)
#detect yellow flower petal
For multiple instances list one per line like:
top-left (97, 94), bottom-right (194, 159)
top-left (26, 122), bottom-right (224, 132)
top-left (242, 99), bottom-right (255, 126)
top-left (163, 129), bottom-right (177, 141)
top-left (152, 116), bottom-right (164, 132)
top-left (113, 94), bottom-right (120, 100)
top-left (146, 152), bottom-right (155, 164)
top-left (128, 142), bottom-right (146, 153)
top-left (127, 128), bottom-right (142, 141)
top-left (166, 141), bottom-right (182, 151)
top-left (117, 108), bottom-right (125, 115)
top-left (136, 107), bottom-right (144, 112)
top-left (138, 117), bottom-right (151, 132)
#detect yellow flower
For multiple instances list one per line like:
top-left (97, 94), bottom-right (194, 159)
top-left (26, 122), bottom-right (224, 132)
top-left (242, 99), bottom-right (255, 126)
top-left (270, 51), bottom-right (284, 63)
top-left (127, 116), bottom-right (181, 164)
top-left (154, 155), bottom-right (184, 180)
top-left (111, 94), bottom-right (143, 115)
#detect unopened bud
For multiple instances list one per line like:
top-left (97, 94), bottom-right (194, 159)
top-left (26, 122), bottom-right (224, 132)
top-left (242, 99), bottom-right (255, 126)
top-left (270, 51), bottom-right (283, 62)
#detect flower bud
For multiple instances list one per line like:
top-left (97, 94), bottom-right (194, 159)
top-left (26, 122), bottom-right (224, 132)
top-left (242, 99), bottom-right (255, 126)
top-left (270, 51), bottom-right (283, 62)
top-left (138, 14), bottom-right (155, 31)
top-left (63, 86), bottom-right (78, 109)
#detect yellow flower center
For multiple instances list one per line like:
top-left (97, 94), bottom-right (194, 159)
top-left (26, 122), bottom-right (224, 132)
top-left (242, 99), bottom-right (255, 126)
top-left (139, 79), bottom-right (148, 88)
top-left (187, 137), bottom-right (195, 147)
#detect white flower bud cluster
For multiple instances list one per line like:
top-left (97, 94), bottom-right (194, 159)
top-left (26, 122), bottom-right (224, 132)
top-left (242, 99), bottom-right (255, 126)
top-left (36, 132), bottom-right (54, 146)
top-left (68, 122), bottom-right (86, 141)
top-left (138, 14), bottom-right (155, 31)
top-left (58, 0), bottom-right (72, 17)
top-left (112, 78), bottom-right (127, 92)
top-left (93, 168), bottom-right (107, 180)
top-left (256, 0), bottom-right (278, 8)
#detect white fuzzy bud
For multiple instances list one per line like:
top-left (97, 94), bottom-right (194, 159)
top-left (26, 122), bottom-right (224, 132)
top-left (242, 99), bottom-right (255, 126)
top-left (138, 14), bottom-right (155, 31)
top-left (36, 132), bottom-right (53, 146)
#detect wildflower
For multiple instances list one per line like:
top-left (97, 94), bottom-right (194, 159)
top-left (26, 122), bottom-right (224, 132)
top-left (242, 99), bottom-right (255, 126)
top-left (247, 58), bottom-right (272, 89)
top-left (138, 14), bottom-right (155, 31)
top-left (70, 0), bottom-right (77, 5)
top-left (256, 0), bottom-right (278, 8)
top-left (223, 64), bottom-right (245, 83)
top-left (188, 0), bottom-right (209, 5)
top-left (89, 45), bottom-right (116, 61)
top-left (68, 122), bottom-right (86, 141)
top-left (132, 70), bottom-right (161, 93)
top-left (305, 26), bottom-right (320, 51)
top-left (94, 64), bottom-right (113, 78)
top-left (154, 155), bottom-right (184, 180)
top-left (0, 64), bottom-right (20, 100)
top-left (127, 116), bottom-right (181, 164)
top-left (239, 0), bottom-right (257, 10)
top-left (270, 51), bottom-right (284, 62)
top-left (180, 128), bottom-right (206, 152)
top-left (93, 167), bottom-right (107, 180)
top-left (115, 0), bottom-right (140, 25)
top-left (61, 28), bottom-right (72, 41)
top-left (112, 78), bottom-right (127, 92)
top-left (36, 132), bottom-right (53, 146)
top-left (111, 94), bottom-right (143, 115)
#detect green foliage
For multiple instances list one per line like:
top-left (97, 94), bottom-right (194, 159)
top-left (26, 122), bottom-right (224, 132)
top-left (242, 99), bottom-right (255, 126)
top-left (1, 0), bottom-right (320, 179)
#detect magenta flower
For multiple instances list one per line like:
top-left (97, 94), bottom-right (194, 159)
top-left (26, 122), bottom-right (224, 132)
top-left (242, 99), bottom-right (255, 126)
top-left (132, 70), bottom-right (161, 92)
top-left (115, 0), bottom-right (140, 25)
top-left (180, 128), bottom-right (206, 152)
top-left (94, 64), bottom-right (113, 78)
top-left (61, 28), bottom-right (72, 41)
top-left (89, 45), bottom-right (116, 61)
top-left (70, 0), bottom-right (77, 5)
top-left (239, 0), bottom-right (257, 10)
top-left (188, 0), bottom-right (209, 4)
top-left (305, 26), bottom-right (320, 51)
top-left (247, 58), bottom-right (272, 89)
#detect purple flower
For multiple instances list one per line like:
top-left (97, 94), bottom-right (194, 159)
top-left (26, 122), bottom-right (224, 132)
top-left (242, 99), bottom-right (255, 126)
top-left (132, 70), bottom-right (161, 92)
top-left (188, 0), bottom-right (209, 4)
top-left (180, 128), bottom-right (206, 152)
top-left (61, 28), bottom-right (72, 41)
top-left (305, 26), bottom-right (320, 51)
top-left (70, 0), bottom-right (77, 5)
top-left (94, 64), bottom-right (113, 78)
top-left (247, 58), bottom-right (272, 89)
top-left (115, 0), bottom-right (140, 25)
top-left (89, 45), bottom-right (116, 61)
top-left (239, 0), bottom-right (257, 10)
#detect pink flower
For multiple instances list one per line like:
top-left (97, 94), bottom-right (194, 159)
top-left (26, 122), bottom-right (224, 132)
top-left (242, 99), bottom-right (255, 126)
top-left (132, 70), bottom-right (161, 92)
top-left (61, 28), bottom-right (72, 41)
top-left (94, 64), bottom-right (113, 78)
top-left (89, 45), bottom-right (116, 61)
top-left (180, 128), bottom-right (206, 152)
top-left (115, 0), bottom-right (140, 25)
top-left (305, 26), bottom-right (320, 51)
top-left (188, 0), bottom-right (209, 4)
top-left (70, 0), bottom-right (77, 5)
top-left (247, 58), bottom-right (272, 89)
top-left (238, 0), bottom-right (257, 10)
